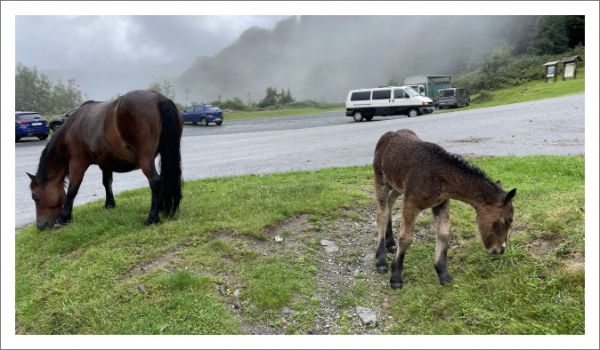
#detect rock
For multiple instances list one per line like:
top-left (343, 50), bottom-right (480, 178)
top-left (320, 239), bottom-right (339, 253)
top-left (355, 306), bottom-right (377, 326)
top-left (282, 306), bottom-right (294, 315)
top-left (137, 284), bottom-right (146, 293)
top-left (274, 235), bottom-right (284, 243)
top-left (233, 289), bottom-right (241, 298)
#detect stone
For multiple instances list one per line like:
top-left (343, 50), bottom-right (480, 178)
top-left (320, 239), bottom-right (339, 253)
top-left (274, 235), bottom-right (284, 243)
top-left (355, 306), bottom-right (377, 326)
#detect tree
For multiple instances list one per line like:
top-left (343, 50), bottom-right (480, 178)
top-left (49, 79), bottom-right (84, 114)
top-left (148, 80), bottom-right (176, 100)
top-left (15, 63), bottom-right (51, 113)
top-left (258, 87), bottom-right (280, 108)
top-left (16, 63), bottom-right (84, 115)
top-left (528, 16), bottom-right (570, 55)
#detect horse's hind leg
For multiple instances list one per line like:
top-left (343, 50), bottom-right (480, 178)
top-left (390, 200), bottom-right (419, 289)
top-left (102, 170), bottom-right (116, 208)
top-left (385, 188), bottom-right (400, 252)
top-left (432, 200), bottom-right (453, 285)
top-left (140, 157), bottom-right (161, 225)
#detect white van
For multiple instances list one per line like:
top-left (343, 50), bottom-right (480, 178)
top-left (345, 86), bottom-right (434, 122)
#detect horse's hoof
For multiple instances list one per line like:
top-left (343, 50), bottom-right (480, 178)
top-left (52, 222), bottom-right (63, 229)
top-left (390, 280), bottom-right (403, 289)
top-left (104, 203), bottom-right (116, 209)
top-left (386, 245), bottom-right (397, 253)
top-left (144, 218), bottom-right (160, 226)
top-left (376, 265), bottom-right (388, 274)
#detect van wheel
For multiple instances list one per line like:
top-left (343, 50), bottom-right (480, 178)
top-left (408, 108), bottom-right (419, 118)
top-left (365, 115), bottom-right (373, 121)
top-left (353, 111), bottom-right (364, 122)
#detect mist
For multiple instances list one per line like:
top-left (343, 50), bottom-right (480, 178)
top-left (17, 15), bottom-right (537, 103)
top-left (179, 16), bottom-right (538, 103)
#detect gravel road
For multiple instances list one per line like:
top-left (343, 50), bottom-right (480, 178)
top-left (14, 94), bottom-right (584, 228)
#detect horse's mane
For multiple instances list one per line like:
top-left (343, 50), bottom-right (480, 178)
top-left (425, 142), bottom-right (496, 186)
top-left (35, 139), bottom-right (55, 184)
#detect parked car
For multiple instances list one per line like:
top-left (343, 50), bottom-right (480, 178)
top-left (345, 86), bottom-right (434, 122)
top-left (437, 88), bottom-right (470, 108)
top-left (181, 104), bottom-right (223, 126)
top-left (48, 107), bottom-right (78, 132)
top-left (404, 75), bottom-right (453, 106)
top-left (15, 111), bottom-right (49, 141)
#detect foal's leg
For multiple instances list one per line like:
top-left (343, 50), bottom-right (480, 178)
top-left (385, 188), bottom-right (400, 252)
top-left (390, 201), bottom-right (420, 289)
top-left (375, 182), bottom-right (393, 273)
top-left (102, 169), bottom-right (116, 209)
top-left (57, 161), bottom-right (89, 225)
top-left (140, 157), bottom-right (161, 226)
top-left (432, 200), bottom-right (453, 285)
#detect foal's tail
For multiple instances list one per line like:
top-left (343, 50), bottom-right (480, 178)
top-left (157, 98), bottom-right (183, 217)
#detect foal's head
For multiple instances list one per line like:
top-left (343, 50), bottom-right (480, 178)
top-left (476, 184), bottom-right (517, 254)
top-left (28, 172), bottom-right (66, 230)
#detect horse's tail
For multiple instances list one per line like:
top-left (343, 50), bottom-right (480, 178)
top-left (157, 98), bottom-right (183, 217)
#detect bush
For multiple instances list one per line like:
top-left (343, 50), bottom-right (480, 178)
top-left (471, 90), bottom-right (493, 103)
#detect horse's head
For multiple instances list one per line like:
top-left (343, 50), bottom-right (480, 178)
top-left (27, 172), bottom-right (66, 230)
top-left (476, 185), bottom-right (517, 254)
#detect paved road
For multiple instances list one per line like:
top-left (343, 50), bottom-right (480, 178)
top-left (15, 94), bottom-right (584, 228)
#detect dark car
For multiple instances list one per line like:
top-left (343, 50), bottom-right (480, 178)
top-left (15, 112), bottom-right (49, 141)
top-left (181, 104), bottom-right (223, 126)
top-left (48, 107), bottom-right (78, 132)
top-left (437, 88), bottom-right (470, 108)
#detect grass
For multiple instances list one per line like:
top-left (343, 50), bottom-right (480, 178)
top-left (440, 68), bottom-right (585, 113)
top-left (15, 156), bottom-right (584, 334)
top-left (224, 106), bottom-right (343, 121)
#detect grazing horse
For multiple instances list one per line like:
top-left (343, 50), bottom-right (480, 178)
top-left (28, 90), bottom-right (183, 229)
top-left (373, 129), bottom-right (516, 289)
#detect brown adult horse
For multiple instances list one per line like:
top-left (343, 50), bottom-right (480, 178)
top-left (373, 129), bottom-right (516, 289)
top-left (28, 90), bottom-right (183, 229)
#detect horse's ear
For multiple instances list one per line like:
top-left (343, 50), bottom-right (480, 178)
top-left (504, 188), bottom-right (517, 205)
top-left (26, 172), bottom-right (36, 182)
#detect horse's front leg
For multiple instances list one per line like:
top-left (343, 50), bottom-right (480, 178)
top-left (57, 161), bottom-right (89, 225)
top-left (140, 158), bottom-right (161, 225)
top-left (385, 188), bottom-right (400, 253)
top-left (432, 200), bottom-right (453, 285)
top-left (102, 169), bottom-right (116, 208)
top-left (390, 201), bottom-right (419, 289)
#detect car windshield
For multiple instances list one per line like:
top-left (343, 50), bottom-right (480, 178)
top-left (16, 113), bottom-right (44, 121)
top-left (439, 89), bottom-right (456, 97)
top-left (404, 87), bottom-right (420, 97)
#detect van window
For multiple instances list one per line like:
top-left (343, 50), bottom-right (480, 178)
top-left (372, 90), bottom-right (391, 100)
top-left (394, 89), bottom-right (408, 99)
top-left (439, 89), bottom-right (456, 98)
top-left (351, 91), bottom-right (371, 101)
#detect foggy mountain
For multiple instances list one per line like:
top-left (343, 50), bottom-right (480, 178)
top-left (178, 16), bottom-right (525, 103)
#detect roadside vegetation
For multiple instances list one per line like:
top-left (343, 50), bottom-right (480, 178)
top-left (16, 156), bottom-right (584, 334)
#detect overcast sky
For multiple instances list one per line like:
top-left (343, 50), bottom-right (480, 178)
top-left (16, 15), bottom-right (287, 71)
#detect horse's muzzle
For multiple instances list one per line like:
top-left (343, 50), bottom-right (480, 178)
top-left (36, 221), bottom-right (55, 230)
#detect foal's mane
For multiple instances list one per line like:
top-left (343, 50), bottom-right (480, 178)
top-left (425, 142), bottom-right (495, 185)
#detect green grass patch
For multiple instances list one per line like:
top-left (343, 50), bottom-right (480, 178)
top-left (16, 156), bottom-right (584, 334)
top-left (443, 69), bottom-right (584, 113)
top-left (224, 106), bottom-right (343, 121)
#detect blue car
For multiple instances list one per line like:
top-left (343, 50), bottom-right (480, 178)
top-left (15, 111), bottom-right (49, 141)
top-left (181, 104), bottom-right (223, 126)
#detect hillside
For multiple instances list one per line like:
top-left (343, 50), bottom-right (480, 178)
top-left (178, 16), bottom-right (526, 103)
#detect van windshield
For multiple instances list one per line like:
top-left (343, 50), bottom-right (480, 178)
top-left (404, 87), bottom-right (420, 97)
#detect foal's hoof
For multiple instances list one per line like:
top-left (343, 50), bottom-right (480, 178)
top-left (376, 265), bottom-right (388, 274)
top-left (438, 274), bottom-right (454, 285)
top-left (104, 202), bottom-right (116, 209)
top-left (390, 279), bottom-right (403, 290)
